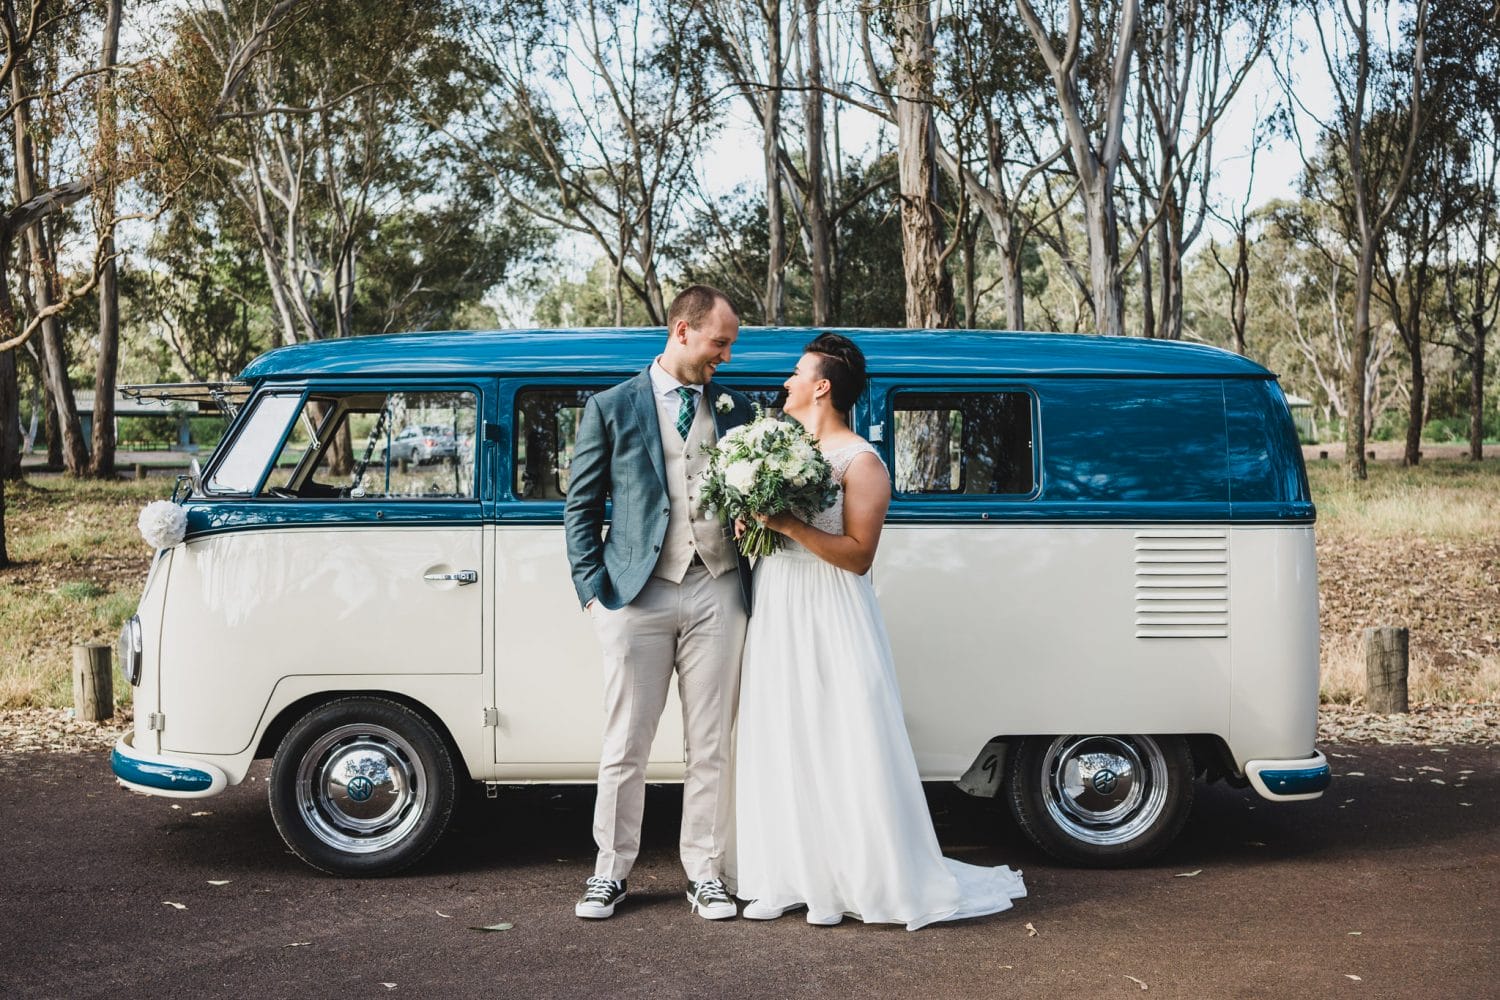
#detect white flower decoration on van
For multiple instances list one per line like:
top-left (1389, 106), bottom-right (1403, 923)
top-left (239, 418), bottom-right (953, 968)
top-left (714, 394), bottom-right (733, 414)
top-left (138, 500), bottom-right (188, 550)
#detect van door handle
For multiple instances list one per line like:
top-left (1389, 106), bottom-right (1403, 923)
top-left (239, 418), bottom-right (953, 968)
top-left (424, 570), bottom-right (478, 585)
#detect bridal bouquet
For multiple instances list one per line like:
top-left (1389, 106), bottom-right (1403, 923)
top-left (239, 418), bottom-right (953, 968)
top-left (700, 409), bottom-right (839, 557)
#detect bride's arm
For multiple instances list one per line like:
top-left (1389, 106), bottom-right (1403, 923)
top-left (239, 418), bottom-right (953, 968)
top-left (759, 452), bottom-right (891, 575)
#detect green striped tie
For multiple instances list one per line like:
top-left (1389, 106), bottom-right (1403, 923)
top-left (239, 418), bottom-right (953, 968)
top-left (675, 387), bottom-right (697, 439)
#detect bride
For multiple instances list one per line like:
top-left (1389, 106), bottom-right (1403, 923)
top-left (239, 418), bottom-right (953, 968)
top-left (731, 333), bottom-right (1027, 930)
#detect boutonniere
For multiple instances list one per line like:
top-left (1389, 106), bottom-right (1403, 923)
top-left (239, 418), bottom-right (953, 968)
top-left (714, 394), bottom-right (734, 414)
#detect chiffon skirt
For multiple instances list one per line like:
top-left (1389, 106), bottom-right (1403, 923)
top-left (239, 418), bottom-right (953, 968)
top-left (730, 548), bottom-right (1026, 930)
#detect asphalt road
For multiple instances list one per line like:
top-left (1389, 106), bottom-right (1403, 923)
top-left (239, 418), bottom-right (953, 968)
top-left (0, 744), bottom-right (1494, 1000)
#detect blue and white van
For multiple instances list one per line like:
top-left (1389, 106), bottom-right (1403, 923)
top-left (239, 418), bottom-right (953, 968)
top-left (113, 328), bottom-right (1329, 874)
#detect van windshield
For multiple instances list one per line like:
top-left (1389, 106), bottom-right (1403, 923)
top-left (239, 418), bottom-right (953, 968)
top-left (206, 393), bottom-right (301, 493)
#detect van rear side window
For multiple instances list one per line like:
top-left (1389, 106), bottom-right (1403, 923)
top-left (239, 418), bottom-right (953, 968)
top-left (892, 391), bottom-right (1033, 495)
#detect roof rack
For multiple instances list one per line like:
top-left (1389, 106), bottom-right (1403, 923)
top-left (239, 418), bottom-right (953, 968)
top-left (120, 381), bottom-right (252, 419)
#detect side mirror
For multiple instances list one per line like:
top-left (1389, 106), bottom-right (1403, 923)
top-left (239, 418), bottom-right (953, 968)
top-left (173, 459), bottom-right (203, 502)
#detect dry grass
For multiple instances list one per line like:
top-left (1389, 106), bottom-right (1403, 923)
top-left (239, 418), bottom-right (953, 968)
top-left (1319, 631), bottom-right (1500, 707)
top-left (0, 477), bottom-right (166, 710)
top-left (1309, 459), bottom-right (1500, 705)
top-left (1307, 459), bottom-right (1500, 542)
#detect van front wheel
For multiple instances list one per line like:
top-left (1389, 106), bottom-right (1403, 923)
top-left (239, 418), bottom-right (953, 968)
top-left (269, 697), bottom-right (456, 876)
top-left (1007, 734), bottom-right (1193, 867)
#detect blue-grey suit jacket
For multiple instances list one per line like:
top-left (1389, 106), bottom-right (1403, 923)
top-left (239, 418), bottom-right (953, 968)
top-left (564, 368), bottom-right (756, 612)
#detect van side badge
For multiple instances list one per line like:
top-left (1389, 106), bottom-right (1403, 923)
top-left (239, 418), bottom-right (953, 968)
top-left (868, 423), bottom-right (884, 442)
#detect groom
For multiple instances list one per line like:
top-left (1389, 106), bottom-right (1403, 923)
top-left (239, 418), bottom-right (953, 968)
top-left (564, 285), bottom-right (755, 921)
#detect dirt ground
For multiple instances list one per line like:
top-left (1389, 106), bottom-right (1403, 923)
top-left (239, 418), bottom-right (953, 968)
top-left (1, 744), bottom-right (1495, 1000)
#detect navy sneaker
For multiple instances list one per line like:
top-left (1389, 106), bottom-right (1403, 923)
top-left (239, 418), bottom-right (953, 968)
top-left (575, 876), bottom-right (627, 918)
top-left (687, 878), bottom-right (736, 920)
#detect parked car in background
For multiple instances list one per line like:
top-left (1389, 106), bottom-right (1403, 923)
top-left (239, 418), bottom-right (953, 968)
top-left (384, 424), bottom-right (457, 465)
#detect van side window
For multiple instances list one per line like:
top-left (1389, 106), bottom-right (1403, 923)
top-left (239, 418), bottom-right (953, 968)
top-left (512, 385), bottom-right (785, 500)
top-left (892, 392), bottom-right (1033, 495)
top-left (261, 390), bottom-right (477, 500)
top-left (515, 389), bottom-right (595, 499)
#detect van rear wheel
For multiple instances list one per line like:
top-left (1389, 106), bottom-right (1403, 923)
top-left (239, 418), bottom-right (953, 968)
top-left (1007, 734), bottom-right (1193, 867)
top-left (269, 697), bottom-right (456, 876)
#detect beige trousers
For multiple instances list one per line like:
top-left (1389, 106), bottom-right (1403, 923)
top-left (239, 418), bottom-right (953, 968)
top-left (589, 565), bottom-right (746, 882)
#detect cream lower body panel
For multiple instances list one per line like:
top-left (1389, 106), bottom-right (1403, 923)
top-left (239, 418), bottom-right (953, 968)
top-left (874, 523), bottom-right (1318, 778)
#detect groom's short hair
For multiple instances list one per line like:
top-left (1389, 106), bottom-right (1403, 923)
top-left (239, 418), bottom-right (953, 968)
top-left (667, 285), bottom-right (736, 333)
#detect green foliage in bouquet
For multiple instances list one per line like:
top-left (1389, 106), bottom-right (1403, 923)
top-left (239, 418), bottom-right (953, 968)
top-left (700, 408), bottom-right (840, 557)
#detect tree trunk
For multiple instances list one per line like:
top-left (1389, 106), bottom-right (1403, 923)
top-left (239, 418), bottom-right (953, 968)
top-left (1470, 314), bottom-right (1487, 461)
top-left (1232, 228), bottom-right (1249, 356)
top-left (893, 2), bottom-right (952, 330)
top-left (0, 348), bottom-right (17, 481)
top-left (1345, 250), bottom-right (1375, 479)
top-left (1403, 347), bottom-right (1423, 466)
top-left (763, 0), bottom-right (785, 325)
top-left (1083, 174), bottom-right (1126, 337)
top-left (1138, 195), bottom-right (1155, 338)
top-left (42, 378), bottom-right (61, 468)
top-left (801, 0), bottom-right (831, 325)
top-left (13, 77), bottom-right (87, 473)
top-left (88, 0), bottom-right (124, 480)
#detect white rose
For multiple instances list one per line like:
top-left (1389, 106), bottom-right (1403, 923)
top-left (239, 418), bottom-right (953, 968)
top-left (725, 459), bottom-right (760, 493)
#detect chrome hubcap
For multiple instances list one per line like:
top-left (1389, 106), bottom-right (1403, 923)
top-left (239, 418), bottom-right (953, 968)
top-left (1041, 735), bottom-right (1168, 847)
top-left (296, 723), bottom-right (426, 854)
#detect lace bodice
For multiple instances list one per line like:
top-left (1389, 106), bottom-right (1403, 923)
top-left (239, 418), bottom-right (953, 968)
top-left (803, 438), bottom-right (883, 538)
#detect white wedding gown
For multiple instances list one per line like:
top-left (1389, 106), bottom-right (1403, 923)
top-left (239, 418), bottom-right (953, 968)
top-left (731, 439), bottom-right (1026, 930)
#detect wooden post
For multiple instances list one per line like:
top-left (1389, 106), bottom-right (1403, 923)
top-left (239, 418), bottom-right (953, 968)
top-left (134, 463), bottom-right (146, 480)
top-left (72, 643), bottom-right (114, 722)
top-left (1363, 627), bottom-right (1409, 714)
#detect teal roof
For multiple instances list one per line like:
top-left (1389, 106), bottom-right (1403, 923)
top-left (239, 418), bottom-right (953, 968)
top-left (238, 328), bottom-right (1273, 381)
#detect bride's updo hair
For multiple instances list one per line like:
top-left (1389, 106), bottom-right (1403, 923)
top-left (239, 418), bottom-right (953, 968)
top-left (804, 333), bottom-right (867, 414)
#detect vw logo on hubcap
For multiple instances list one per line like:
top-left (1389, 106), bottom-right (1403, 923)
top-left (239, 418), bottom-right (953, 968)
top-left (1091, 769), bottom-right (1119, 795)
top-left (346, 775), bottom-right (376, 802)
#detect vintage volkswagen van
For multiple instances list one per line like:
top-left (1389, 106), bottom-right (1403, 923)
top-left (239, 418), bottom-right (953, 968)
top-left (113, 328), bottom-right (1329, 874)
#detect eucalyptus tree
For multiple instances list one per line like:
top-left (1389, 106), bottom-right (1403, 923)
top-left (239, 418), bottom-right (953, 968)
top-left (1123, 0), bottom-right (1277, 341)
top-left (1015, 0), bottom-right (1139, 338)
top-left (934, 0), bottom-right (1063, 331)
top-left (1432, 1), bottom-right (1500, 462)
top-left (1, 0), bottom-right (111, 477)
top-left (1282, 0), bottom-right (1430, 479)
top-left (452, 0), bottom-right (721, 325)
top-left (1372, 115), bottom-right (1471, 465)
top-left (88, 0), bottom-right (121, 477)
top-left (860, 0), bottom-right (955, 330)
top-left (701, 0), bottom-right (791, 322)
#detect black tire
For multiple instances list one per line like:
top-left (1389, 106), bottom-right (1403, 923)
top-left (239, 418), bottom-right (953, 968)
top-left (1006, 734), bottom-right (1194, 867)
top-left (269, 696), bottom-right (456, 876)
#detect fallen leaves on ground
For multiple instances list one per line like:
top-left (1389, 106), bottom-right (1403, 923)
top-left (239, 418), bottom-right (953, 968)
top-left (1317, 703), bottom-right (1499, 745)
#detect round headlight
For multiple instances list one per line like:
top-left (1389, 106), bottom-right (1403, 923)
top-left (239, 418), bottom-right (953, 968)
top-left (118, 615), bottom-right (143, 686)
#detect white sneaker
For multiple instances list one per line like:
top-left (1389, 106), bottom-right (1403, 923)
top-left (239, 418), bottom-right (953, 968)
top-left (687, 878), bottom-right (737, 920)
top-left (742, 900), bottom-right (793, 920)
top-left (575, 876), bottom-right (627, 918)
top-left (806, 911), bottom-right (844, 926)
